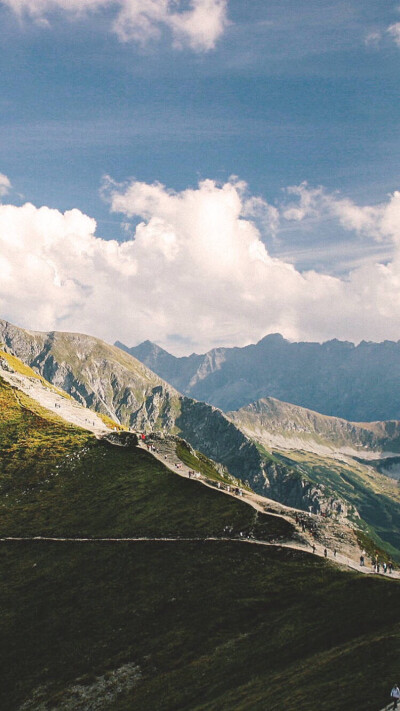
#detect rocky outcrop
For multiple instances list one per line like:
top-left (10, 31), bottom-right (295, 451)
top-left (100, 432), bottom-right (139, 449)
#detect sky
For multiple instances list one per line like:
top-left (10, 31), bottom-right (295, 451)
top-left (1, 0), bottom-right (400, 354)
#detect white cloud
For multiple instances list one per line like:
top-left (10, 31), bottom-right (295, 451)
top-left (281, 181), bottom-right (400, 243)
top-left (2, 0), bottom-right (229, 51)
top-left (0, 173), bottom-right (11, 198)
top-left (3, 177), bottom-right (400, 354)
top-left (388, 22), bottom-right (400, 46)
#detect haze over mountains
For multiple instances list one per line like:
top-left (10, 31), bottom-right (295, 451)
top-left (118, 334), bottom-right (400, 421)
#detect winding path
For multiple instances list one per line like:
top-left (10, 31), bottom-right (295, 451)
top-left (1, 534), bottom-right (398, 579)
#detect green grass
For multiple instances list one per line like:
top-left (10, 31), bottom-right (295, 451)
top-left (1, 542), bottom-right (400, 711)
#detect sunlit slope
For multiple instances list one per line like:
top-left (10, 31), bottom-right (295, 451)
top-left (0, 319), bottom-right (181, 426)
top-left (228, 397), bottom-right (400, 457)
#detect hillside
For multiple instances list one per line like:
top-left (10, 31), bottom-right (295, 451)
top-left (120, 333), bottom-right (400, 421)
top-left (3, 320), bottom-right (400, 559)
top-left (1, 365), bottom-right (400, 711)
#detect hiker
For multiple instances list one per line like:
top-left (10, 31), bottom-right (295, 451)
top-left (391, 683), bottom-right (400, 709)
top-left (360, 555), bottom-right (364, 567)
top-left (312, 544), bottom-right (316, 554)
top-left (333, 549), bottom-right (337, 558)
top-left (389, 561), bottom-right (394, 574)
top-left (383, 562), bottom-right (387, 574)
top-left (324, 548), bottom-right (327, 558)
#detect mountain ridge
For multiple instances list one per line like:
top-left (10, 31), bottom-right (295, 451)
top-left (119, 333), bottom-right (400, 420)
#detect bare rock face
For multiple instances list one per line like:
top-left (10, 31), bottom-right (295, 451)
top-left (0, 357), bottom-right (14, 373)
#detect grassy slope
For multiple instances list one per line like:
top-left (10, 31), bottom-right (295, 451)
top-left (1, 543), bottom-right (400, 711)
top-left (175, 440), bottom-right (251, 489)
top-left (1, 372), bottom-right (400, 711)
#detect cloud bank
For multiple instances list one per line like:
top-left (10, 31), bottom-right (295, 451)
top-left (1, 173), bottom-right (400, 354)
top-left (2, 0), bottom-right (229, 51)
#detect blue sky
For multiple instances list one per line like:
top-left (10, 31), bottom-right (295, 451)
top-left (1, 0), bottom-right (400, 353)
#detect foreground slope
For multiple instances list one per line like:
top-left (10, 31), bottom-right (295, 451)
top-left (1, 368), bottom-right (400, 711)
top-left (121, 333), bottom-right (400, 420)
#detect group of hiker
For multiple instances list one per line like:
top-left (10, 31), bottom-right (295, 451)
top-left (295, 513), bottom-right (318, 537)
top-left (367, 552), bottom-right (395, 575)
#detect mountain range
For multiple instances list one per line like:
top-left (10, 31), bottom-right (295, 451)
top-left (118, 334), bottom-right (400, 421)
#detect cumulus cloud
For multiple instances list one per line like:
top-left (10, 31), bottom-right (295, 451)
top-left (3, 176), bottom-right (400, 353)
top-left (1, 0), bottom-right (229, 51)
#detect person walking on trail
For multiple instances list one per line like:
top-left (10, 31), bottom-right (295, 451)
top-left (324, 548), bottom-right (327, 558)
top-left (390, 683), bottom-right (400, 708)
top-left (312, 544), bottom-right (316, 554)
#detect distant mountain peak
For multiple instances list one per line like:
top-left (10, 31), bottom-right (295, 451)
top-left (257, 333), bottom-right (287, 346)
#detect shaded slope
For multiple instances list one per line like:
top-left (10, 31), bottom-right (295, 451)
top-left (2, 542), bottom-right (400, 711)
